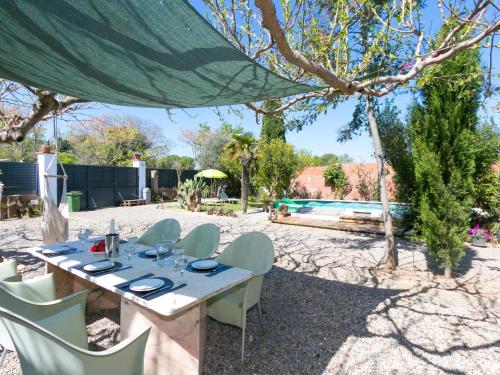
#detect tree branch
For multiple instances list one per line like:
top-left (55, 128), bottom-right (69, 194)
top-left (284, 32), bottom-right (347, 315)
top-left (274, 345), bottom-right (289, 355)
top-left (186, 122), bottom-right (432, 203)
top-left (0, 91), bottom-right (88, 143)
top-left (245, 88), bottom-right (333, 115)
top-left (254, 0), bottom-right (354, 93)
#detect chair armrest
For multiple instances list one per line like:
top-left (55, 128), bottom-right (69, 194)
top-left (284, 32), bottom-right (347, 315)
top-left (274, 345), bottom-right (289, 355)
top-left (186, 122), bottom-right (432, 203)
top-left (2, 274), bottom-right (22, 282)
top-left (34, 290), bottom-right (89, 317)
top-left (77, 327), bottom-right (151, 374)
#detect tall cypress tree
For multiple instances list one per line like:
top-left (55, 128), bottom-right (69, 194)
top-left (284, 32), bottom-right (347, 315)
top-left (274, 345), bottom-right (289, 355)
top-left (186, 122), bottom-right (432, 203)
top-left (261, 99), bottom-right (286, 143)
top-left (411, 45), bottom-right (482, 277)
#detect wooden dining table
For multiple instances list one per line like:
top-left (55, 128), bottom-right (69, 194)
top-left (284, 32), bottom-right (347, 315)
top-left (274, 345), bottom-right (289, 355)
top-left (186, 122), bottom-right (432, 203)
top-left (29, 239), bottom-right (254, 375)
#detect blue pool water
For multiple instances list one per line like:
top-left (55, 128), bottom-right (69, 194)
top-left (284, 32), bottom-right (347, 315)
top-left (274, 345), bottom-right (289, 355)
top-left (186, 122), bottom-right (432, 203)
top-left (274, 199), bottom-right (408, 216)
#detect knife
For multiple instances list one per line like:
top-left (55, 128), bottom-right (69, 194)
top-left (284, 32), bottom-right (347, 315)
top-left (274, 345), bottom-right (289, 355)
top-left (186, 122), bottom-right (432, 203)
top-left (90, 265), bottom-right (132, 277)
top-left (141, 283), bottom-right (187, 300)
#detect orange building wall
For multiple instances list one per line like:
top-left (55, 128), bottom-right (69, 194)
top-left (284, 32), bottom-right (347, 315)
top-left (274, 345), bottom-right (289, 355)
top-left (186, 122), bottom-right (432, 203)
top-left (293, 163), bottom-right (396, 201)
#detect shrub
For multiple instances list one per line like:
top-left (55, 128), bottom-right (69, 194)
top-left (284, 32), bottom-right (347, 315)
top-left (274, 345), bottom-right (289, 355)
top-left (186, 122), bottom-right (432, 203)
top-left (323, 163), bottom-right (350, 199)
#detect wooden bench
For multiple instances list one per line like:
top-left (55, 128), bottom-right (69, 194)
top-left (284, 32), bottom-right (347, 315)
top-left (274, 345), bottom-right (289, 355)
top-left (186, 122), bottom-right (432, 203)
top-left (121, 199), bottom-right (146, 207)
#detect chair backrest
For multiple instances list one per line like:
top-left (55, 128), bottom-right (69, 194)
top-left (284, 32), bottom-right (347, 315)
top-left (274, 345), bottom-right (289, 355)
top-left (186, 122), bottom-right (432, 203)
top-left (0, 259), bottom-right (18, 281)
top-left (217, 232), bottom-right (274, 275)
top-left (218, 191), bottom-right (229, 200)
top-left (137, 218), bottom-right (181, 247)
top-left (0, 273), bottom-right (56, 303)
top-left (0, 306), bottom-right (150, 375)
top-left (0, 274), bottom-right (87, 350)
top-left (180, 223), bottom-right (220, 258)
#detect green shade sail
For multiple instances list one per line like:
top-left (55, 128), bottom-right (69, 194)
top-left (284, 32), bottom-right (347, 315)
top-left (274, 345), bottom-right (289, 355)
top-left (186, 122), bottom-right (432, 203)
top-left (0, 0), bottom-right (319, 108)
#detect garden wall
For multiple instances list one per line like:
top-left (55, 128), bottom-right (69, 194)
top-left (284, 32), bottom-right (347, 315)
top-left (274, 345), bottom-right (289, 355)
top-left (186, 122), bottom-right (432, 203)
top-left (0, 161), bottom-right (197, 211)
top-left (293, 163), bottom-right (396, 201)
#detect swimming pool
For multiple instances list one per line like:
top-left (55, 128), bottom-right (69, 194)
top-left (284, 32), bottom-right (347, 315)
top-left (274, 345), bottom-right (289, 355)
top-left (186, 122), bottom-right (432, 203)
top-left (274, 198), bottom-right (408, 220)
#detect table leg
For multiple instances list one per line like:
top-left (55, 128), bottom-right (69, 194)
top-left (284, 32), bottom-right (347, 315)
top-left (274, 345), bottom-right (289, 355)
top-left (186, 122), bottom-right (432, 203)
top-left (46, 263), bottom-right (120, 312)
top-left (120, 298), bottom-right (207, 375)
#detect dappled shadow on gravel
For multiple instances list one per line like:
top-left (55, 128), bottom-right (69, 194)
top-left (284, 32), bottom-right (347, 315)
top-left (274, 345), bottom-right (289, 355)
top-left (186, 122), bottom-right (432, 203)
top-left (424, 245), bottom-right (480, 277)
top-left (203, 266), bottom-right (402, 375)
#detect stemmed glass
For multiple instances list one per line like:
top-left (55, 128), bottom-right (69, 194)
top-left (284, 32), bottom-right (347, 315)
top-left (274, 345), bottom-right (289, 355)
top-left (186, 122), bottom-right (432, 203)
top-left (174, 255), bottom-right (188, 285)
top-left (127, 237), bottom-right (138, 265)
top-left (77, 229), bottom-right (93, 251)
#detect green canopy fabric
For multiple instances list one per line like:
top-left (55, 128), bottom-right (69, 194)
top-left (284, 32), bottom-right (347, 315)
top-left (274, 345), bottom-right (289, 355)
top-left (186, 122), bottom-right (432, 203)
top-left (0, 0), bottom-right (319, 108)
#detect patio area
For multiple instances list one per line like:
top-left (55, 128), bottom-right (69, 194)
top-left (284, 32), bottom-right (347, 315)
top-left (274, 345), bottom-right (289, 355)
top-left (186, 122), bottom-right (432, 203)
top-left (1, 205), bottom-right (499, 375)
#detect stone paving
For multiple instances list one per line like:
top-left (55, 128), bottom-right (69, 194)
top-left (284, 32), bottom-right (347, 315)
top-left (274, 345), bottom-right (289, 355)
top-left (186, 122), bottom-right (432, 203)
top-left (1, 205), bottom-right (499, 374)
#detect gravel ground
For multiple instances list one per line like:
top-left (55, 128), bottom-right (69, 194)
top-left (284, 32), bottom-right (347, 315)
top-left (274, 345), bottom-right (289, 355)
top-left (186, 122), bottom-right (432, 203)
top-left (1, 205), bottom-right (499, 374)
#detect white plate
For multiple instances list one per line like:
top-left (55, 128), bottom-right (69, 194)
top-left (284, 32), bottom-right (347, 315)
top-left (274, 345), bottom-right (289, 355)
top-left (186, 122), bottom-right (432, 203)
top-left (129, 278), bottom-right (164, 292)
top-left (41, 246), bottom-right (69, 255)
top-left (191, 259), bottom-right (218, 270)
top-left (84, 260), bottom-right (115, 272)
top-left (144, 248), bottom-right (169, 257)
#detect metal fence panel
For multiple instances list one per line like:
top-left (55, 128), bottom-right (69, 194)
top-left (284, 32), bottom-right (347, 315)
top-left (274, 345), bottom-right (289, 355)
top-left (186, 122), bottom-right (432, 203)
top-left (0, 162), bottom-right (37, 195)
top-left (0, 162), bottom-right (197, 209)
top-left (87, 166), bottom-right (114, 188)
top-left (114, 167), bottom-right (137, 187)
top-left (88, 188), bottom-right (114, 209)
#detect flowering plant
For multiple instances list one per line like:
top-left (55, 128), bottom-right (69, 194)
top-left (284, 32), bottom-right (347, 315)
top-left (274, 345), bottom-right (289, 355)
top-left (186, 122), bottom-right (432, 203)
top-left (468, 225), bottom-right (493, 241)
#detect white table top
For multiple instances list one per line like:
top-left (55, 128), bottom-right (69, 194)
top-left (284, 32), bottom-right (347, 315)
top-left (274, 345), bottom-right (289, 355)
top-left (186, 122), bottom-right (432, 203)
top-left (29, 239), bottom-right (254, 317)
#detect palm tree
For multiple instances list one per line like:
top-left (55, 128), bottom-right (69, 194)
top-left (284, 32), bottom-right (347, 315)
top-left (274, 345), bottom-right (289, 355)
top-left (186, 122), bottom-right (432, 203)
top-left (223, 133), bottom-right (257, 213)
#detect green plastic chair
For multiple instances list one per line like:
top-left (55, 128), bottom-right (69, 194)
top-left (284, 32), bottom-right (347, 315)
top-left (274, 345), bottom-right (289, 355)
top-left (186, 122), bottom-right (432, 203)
top-left (0, 305), bottom-right (150, 375)
top-left (0, 273), bottom-right (89, 358)
top-left (0, 259), bottom-right (22, 282)
top-left (137, 218), bottom-right (181, 247)
top-left (179, 223), bottom-right (220, 259)
top-left (207, 232), bottom-right (274, 363)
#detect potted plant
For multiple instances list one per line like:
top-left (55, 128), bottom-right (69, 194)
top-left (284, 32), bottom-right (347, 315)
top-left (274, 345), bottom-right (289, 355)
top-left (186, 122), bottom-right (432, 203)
top-left (468, 225), bottom-right (492, 247)
top-left (39, 144), bottom-right (51, 153)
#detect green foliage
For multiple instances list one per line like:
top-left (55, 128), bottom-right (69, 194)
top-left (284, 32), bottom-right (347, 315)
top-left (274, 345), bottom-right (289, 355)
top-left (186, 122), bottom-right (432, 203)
top-left (261, 99), bottom-right (286, 143)
top-left (320, 153), bottom-right (353, 164)
top-left (68, 115), bottom-right (169, 166)
top-left (295, 151), bottom-right (353, 167)
top-left (412, 45), bottom-right (482, 276)
top-left (323, 163), bottom-right (350, 198)
top-left (155, 155), bottom-right (195, 170)
top-left (378, 100), bottom-right (416, 204)
top-left (255, 139), bottom-right (300, 199)
top-left (222, 132), bottom-right (257, 213)
top-left (356, 166), bottom-right (379, 201)
top-left (58, 152), bottom-right (78, 164)
top-left (0, 124), bottom-right (46, 162)
top-left (177, 177), bottom-right (209, 211)
top-left (471, 123), bottom-right (500, 219)
top-left (194, 123), bottom-right (243, 171)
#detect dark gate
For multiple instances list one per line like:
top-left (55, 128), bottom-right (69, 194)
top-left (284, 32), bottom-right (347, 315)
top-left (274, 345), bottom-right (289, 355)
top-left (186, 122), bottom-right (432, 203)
top-left (146, 168), bottom-right (198, 189)
top-left (58, 164), bottom-right (138, 210)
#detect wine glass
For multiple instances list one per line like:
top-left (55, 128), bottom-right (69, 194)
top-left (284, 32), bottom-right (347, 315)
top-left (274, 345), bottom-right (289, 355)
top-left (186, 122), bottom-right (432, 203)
top-left (174, 255), bottom-right (188, 285)
top-left (78, 229), bottom-right (93, 251)
top-left (127, 237), bottom-right (138, 265)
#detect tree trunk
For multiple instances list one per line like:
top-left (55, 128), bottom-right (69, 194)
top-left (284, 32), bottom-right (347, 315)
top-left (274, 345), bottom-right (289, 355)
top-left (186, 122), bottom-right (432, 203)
top-left (444, 263), bottom-right (452, 278)
top-left (241, 164), bottom-right (249, 213)
top-left (366, 96), bottom-right (397, 270)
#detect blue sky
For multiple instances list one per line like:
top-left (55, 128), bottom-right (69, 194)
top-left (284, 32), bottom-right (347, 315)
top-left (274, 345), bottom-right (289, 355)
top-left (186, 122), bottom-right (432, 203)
top-left (69, 1), bottom-right (499, 162)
